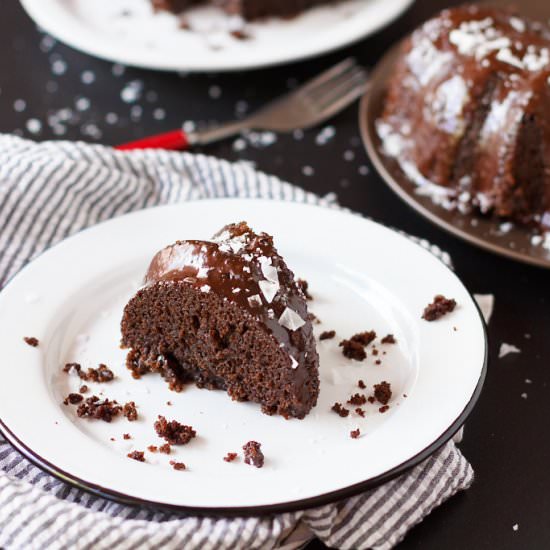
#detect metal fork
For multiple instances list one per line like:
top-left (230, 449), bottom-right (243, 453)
top-left (116, 58), bottom-right (368, 151)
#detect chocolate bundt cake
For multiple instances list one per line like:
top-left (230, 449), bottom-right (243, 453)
top-left (152, 0), bottom-right (337, 20)
top-left (378, 5), bottom-right (550, 230)
top-left (120, 222), bottom-right (319, 419)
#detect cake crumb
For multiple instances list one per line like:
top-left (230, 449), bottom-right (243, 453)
top-left (379, 405), bottom-right (390, 413)
top-left (243, 441), bottom-right (264, 468)
top-left (367, 396), bottom-right (376, 404)
top-left (123, 433), bottom-right (131, 440)
top-left (79, 385), bottom-right (88, 394)
top-left (319, 330), bottom-right (336, 340)
top-left (76, 396), bottom-right (122, 422)
top-left (127, 451), bottom-right (145, 462)
top-left (350, 331), bottom-right (376, 346)
top-left (63, 393), bottom-right (83, 405)
top-left (147, 445), bottom-right (158, 453)
top-left (123, 401), bottom-right (138, 422)
top-left (23, 336), bottom-right (39, 347)
top-left (155, 415), bottom-right (196, 445)
top-left (375, 360), bottom-right (381, 365)
top-left (296, 279), bottom-right (313, 300)
top-left (339, 339), bottom-right (366, 361)
top-left (358, 379), bottom-right (366, 389)
top-left (159, 443), bottom-right (171, 454)
top-left (374, 381), bottom-right (392, 405)
top-left (347, 393), bottom-right (367, 406)
top-left (355, 408), bottom-right (365, 417)
top-left (350, 429), bottom-right (361, 439)
top-left (170, 460), bottom-right (186, 471)
top-left (422, 295), bottom-right (456, 321)
top-left (381, 334), bottom-right (396, 344)
top-left (332, 402), bottom-right (350, 417)
top-left (223, 452), bottom-right (238, 462)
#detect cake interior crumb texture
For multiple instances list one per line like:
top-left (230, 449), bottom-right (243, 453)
top-left (121, 222), bottom-right (319, 419)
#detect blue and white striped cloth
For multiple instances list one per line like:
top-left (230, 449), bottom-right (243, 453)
top-left (0, 135), bottom-right (473, 550)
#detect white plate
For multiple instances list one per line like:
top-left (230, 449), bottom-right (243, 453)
top-left (0, 199), bottom-right (486, 513)
top-left (20, 0), bottom-right (414, 72)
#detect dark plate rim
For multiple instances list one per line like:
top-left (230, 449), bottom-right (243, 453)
top-left (359, 42), bottom-right (550, 270)
top-left (0, 198), bottom-right (489, 517)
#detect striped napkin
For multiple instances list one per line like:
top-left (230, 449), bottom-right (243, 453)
top-left (0, 135), bottom-right (473, 550)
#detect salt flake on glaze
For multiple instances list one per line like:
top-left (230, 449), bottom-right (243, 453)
top-left (499, 342), bottom-right (521, 358)
top-left (259, 280), bottom-right (279, 303)
top-left (248, 294), bottom-right (262, 308)
top-left (279, 307), bottom-right (305, 331)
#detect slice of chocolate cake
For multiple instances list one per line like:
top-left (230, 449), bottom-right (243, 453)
top-left (121, 222), bottom-right (319, 419)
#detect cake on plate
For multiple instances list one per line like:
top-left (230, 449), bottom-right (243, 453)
top-left (152, 0), bottom-right (338, 20)
top-left (377, 5), bottom-right (550, 231)
top-left (121, 222), bottom-right (319, 419)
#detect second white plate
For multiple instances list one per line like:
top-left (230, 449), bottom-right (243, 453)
top-left (0, 199), bottom-right (486, 513)
top-left (20, 0), bottom-right (414, 71)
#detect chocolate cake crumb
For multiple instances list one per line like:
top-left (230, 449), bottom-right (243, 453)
top-left (110, 437), bottom-right (115, 442)
top-left (422, 295), bottom-right (457, 321)
top-left (63, 362), bottom-right (81, 374)
top-left (350, 331), bottom-right (376, 346)
top-left (147, 445), bottom-right (158, 453)
top-left (339, 339), bottom-right (366, 361)
top-left (381, 334), bottom-right (396, 344)
top-left (170, 460), bottom-right (186, 471)
top-left (347, 393), bottom-right (367, 406)
top-left (127, 451), bottom-right (145, 462)
top-left (159, 443), bottom-right (171, 454)
top-left (372, 348), bottom-right (379, 356)
top-left (123, 401), bottom-right (138, 422)
top-left (123, 433), bottom-right (131, 440)
top-left (79, 385), bottom-right (88, 394)
top-left (319, 330), bottom-right (336, 341)
top-left (358, 379), bottom-right (366, 389)
top-left (243, 441), bottom-right (264, 468)
top-left (374, 381), bottom-right (392, 405)
top-left (63, 393), bottom-right (83, 405)
top-left (80, 364), bottom-right (115, 383)
top-left (308, 312), bottom-right (321, 324)
top-left (379, 405), bottom-right (390, 413)
top-left (367, 396), bottom-right (376, 404)
top-left (154, 415), bottom-right (196, 445)
top-left (23, 336), bottom-right (39, 347)
top-left (296, 279), bottom-right (313, 300)
top-left (375, 360), bottom-right (381, 365)
top-left (355, 407), bottom-right (365, 417)
top-left (331, 402), bottom-right (350, 417)
top-left (76, 396), bottom-right (122, 422)
top-left (223, 452), bottom-right (238, 462)
top-left (166, 401), bottom-right (172, 406)
top-left (230, 29), bottom-right (251, 40)
top-left (350, 429), bottom-right (360, 439)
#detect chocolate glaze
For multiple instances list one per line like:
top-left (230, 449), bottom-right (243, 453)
top-left (145, 222), bottom-right (315, 375)
top-left (378, 5), bottom-right (550, 229)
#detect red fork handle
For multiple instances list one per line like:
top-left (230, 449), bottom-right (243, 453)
top-left (115, 129), bottom-right (190, 151)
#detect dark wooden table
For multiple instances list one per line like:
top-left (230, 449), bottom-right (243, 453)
top-left (1, 1), bottom-right (549, 548)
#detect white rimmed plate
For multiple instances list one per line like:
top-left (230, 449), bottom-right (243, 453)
top-left (20, 0), bottom-right (414, 72)
top-left (0, 199), bottom-right (486, 513)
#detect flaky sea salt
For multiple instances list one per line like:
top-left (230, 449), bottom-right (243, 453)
top-left (248, 294), bottom-right (262, 308)
top-left (499, 342), bottom-right (521, 358)
top-left (290, 356), bottom-right (299, 369)
top-left (279, 307), bottom-right (305, 331)
top-left (474, 294), bottom-right (494, 324)
top-left (259, 280), bottom-right (278, 303)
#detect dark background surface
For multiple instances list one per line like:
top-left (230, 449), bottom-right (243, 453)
top-left (1, 0), bottom-right (549, 548)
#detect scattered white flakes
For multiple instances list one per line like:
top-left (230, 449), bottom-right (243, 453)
top-left (259, 280), bottom-right (279, 303)
top-left (130, 105), bottom-right (143, 121)
top-left (232, 287), bottom-right (241, 294)
top-left (499, 342), bottom-right (521, 358)
top-left (244, 131), bottom-right (277, 148)
top-left (279, 307), bottom-right (306, 331)
top-left (81, 70), bottom-right (95, 85)
top-left (40, 35), bottom-right (56, 52)
top-left (196, 266), bottom-right (210, 278)
top-left (80, 123), bottom-right (102, 140)
top-left (248, 294), bottom-right (262, 308)
top-left (531, 234), bottom-right (543, 246)
top-left (474, 294), bottom-right (494, 324)
top-left (521, 393), bottom-right (528, 399)
top-left (112, 63), bottom-right (126, 77)
top-left (200, 284), bottom-right (211, 293)
top-left (208, 85), bottom-right (222, 99)
top-left (315, 125), bottom-right (336, 145)
top-left (512, 523), bottom-right (519, 532)
top-left (267, 309), bottom-right (275, 319)
top-left (233, 137), bottom-right (247, 152)
top-left (293, 129), bottom-right (304, 140)
top-left (75, 97), bottom-right (90, 111)
top-left (290, 356), bottom-right (299, 369)
top-left (105, 112), bottom-right (118, 125)
top-left (259, 257), bottom-right (278, 283)
top-left (358, 165), bottom-right (369, 176)
top-left (51, 59), bottom-right (67, 75)
top-left (323, 191), bottom-right (338, 203)
top-left (343, 149), bottom-right (355, 161)
top-left (120, 80), bottom-right (143, 103)
top-left (52, 125), bottom-right (67, 136)
top-left (153, 108), bottom-right (166, 120)
top-left (13, 99), bottom-right (26, 112)
top-left (302, 165), bottom-right (314, 176)
top-left (498, 222), bottom-right (513, 234)
top-left (242, 265), bottom-right (250, 273)
top-left (25, 119), bottom-right (42, 134)
top-left (525, 378), bottom-right (532, 384)
top-left (509, 17), bottom-right (525, 33)
top-left (182, 120), bottom-right (196, 133)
